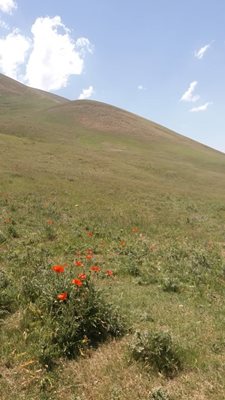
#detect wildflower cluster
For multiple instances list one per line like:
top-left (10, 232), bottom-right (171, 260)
top-left (21, 245), bottom-right (124, 367)
top-left (51, 248), bottom-right (114, 302)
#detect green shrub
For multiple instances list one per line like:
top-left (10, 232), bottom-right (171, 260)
top-left (130, 330), bottom-right (183, 378)
top-left (150, 387), bottom-right (171, 400)
top-left (21, 266), bottom-right (126, 367)
top-left (7, 224), bottom-right (19, 238)
top-left (0, 231), bottom-right (7, 244)
top-left (0, 270), bottom-right (8, 290)
top-left (126, 262), bottom-right (140, 277)
top-left (50, 280), bottom-right (126, 359)
top-left (161, 242), bottom-right (222, 287)
top-left (0, 270), bottom-right (16, 319)
top-left (161, 278), bottom-right (181, 293)
top-left (136, 269), bottom-right (159, 286)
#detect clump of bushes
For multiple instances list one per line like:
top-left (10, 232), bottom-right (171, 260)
top-left (46, 279), bottom-right (125, 360)
top-left (162, 242), bottom-right (222, 287)
top-left (130, 330), bottom-right (183, 378)
top-left (21, 261), bottom-right (126, 367)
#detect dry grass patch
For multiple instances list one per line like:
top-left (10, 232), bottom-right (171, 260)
top-left (58, 340), bottom-right (225, 400)
top-left (61, 337), bottom-right (154, 399)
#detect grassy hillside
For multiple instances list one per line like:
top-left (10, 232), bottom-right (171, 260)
top-left (0, 73), bottom-right (68, 104)
top-left (0, 73), bottom-right (69, 139)
top-left (1, 74), bottom-right (225, 399)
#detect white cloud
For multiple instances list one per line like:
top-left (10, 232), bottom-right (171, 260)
top-left (0, 29), bottom-right (30, 79)
top-left (24, 16), bottom-right (92, 91)
top-left (76, 37), bottom-right (94, 55)
top-left (189, 102), bottom-right (212, 112)
top-left (180, 81), bottom-right (200, 102)
top-left (0, 15), bottom-right (93, 91)
top-left (194, 42), bottom-right (212, 60)
top-left (137, 84), bottom-right (147, 91)
top-left (78, 85), bottom-right (94, 99)
top-left (0, 0), bottom-right (17, 14)
top-left (0, 18), bottom-right (9, 29)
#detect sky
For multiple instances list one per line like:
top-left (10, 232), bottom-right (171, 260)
top-left (0, 0), bottom-right (225, 153)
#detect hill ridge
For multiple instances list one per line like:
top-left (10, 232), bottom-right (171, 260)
top-left (0, 73), bottom-right (224, 159)
top-left (0, 73), bottom-right (69, 104)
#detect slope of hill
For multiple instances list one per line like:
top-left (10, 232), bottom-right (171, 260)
top-left (0, 73), bottom-right (69, 111)
top-left (1, 72), bottom-right (225, 235)
top-left (46, 99), bottom-right (177, 138)
top-left (1, 74), bottom-right (225, 400)
top-left (0, 75), bottom-right (224, 203)
top-left (0, 73), bottom-right (68, 102)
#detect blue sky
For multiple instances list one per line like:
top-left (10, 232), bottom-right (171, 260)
top-left (0, 0), bottom-right (225, 153)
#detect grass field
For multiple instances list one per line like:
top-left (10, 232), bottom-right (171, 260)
top-left (1, 74), bottom-right (225, 399)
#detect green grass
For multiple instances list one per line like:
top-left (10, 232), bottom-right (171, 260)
top-left (1, 74), bottom-right (225, 399)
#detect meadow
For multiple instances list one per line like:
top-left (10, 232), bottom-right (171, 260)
top-left (1, 74), bottom-right (225, 399)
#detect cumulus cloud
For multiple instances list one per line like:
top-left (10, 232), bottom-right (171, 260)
top-left (194, 42), bottom-right (212, 60)
top-left (0, 0), bottom-right (17, 14)
top-left (0, 29), bottom-right (30, 78)
top-left (180, 81), bottom-right (200, 102)
top-left (0, 18), bottom-right (9, 29)
top-left (24, 16), bottom-right (92, 91)
top-left (189, 102), bottom-right (212, 112)
top-left (78, 85), bottom-right (94, 99)
top-left (0, 15), bottom-right (93, 91)
top-left (138, 85), bottom-right (144, 90)
top-left (76, 37), bottom-right (93, 55)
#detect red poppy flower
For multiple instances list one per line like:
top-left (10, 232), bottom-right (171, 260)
top-left (87, 231), bottom-right (93, 237)
top-left (57, 292), bottom-right (68, 301)
top-left (90, 266), bottom-right (101, 272)
top-left (47, 219), bottom-right (54, 225)
top-left (120, 240), bottom-right (126, 247)
top-left (78, 273), bottom-right (87, 280)
top-left (52, 265), bottom-right (64, 273)
top-left (86, 254), bottom-right (93, 260)
top-left (106, 270), bottom-right (113, 277)
top-left (71, 278), bottom-right (83, 287)
top-left (132, 227), bottom-right (139, 233)
top-left (74, 260), bottom-right (84, 267)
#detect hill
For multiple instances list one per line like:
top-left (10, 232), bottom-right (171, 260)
top-left (0, 73), bottom-right (68, 104)
top-left (1, 74), bottom-right (225, 400)
top-left (1, 74), bottom-right (225, 205)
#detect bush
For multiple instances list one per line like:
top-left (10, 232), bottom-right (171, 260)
top-left (161, 278), bottom-right (181, 293)
top-left (0, 231), bottom-right (6, 244)
top-left (21, 265), bottom-right (126, 366)
top-left (126, 262), bottom-right (140, 277)
top-left (0, 270), bottom-right (16, 319)
top-left (150, 387), bottom-right (171, 400)
top-left (130, 330), bottom-right (183, 378)
top-left (160, 242), bottom-right (223, 287)
top-left (7, 224), bottom-right (19, 238)
top-left (50, 280), bottom-right (126, 359)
